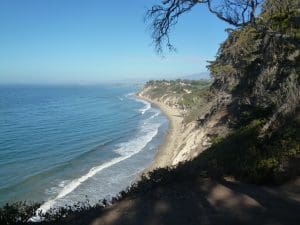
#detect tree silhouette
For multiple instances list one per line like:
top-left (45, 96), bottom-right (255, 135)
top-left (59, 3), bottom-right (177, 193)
top-left (146, 0), bottom-right (264, 53)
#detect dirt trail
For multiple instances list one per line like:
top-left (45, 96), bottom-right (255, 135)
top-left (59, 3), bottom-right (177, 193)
top-left (88, 177), bottom-right (300, 225)
top-left (80, 88), bottom-right (300, 225)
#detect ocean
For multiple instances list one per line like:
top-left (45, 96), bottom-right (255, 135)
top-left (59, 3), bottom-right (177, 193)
top-left (0, 84), bottom-right (168, 211)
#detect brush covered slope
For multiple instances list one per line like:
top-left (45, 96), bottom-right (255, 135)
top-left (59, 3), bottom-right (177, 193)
top-left (1, 0), bottom-right (299, 224)
top-left (140, 0), bottom-right (300, 184)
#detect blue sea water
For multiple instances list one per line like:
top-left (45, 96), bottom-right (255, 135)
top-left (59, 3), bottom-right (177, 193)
top-left (0, 84), bottom-right (168, 210)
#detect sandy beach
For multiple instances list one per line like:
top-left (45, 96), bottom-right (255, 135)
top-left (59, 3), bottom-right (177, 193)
top-left (136, 93), bottom-right (184, 171)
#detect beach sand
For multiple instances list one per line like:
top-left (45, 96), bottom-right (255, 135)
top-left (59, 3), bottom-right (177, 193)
top-left (136, 93), bottom-right (184, 171)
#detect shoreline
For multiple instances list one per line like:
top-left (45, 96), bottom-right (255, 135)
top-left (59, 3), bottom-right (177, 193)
top-left (135, 92), bottom-right (184, 172)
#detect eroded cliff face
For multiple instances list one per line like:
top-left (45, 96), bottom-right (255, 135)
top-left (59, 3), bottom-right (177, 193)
top-left (138, 82), bottom-right (230, 166)
top-left (138, 0), bottom-right (299, 182)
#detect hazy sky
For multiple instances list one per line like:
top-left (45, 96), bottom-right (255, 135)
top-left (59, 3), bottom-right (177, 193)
top-left (0, 0), bottom-right (229, 84)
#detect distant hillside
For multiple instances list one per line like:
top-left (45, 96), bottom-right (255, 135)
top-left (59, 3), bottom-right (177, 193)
top-left (179, 72), bottom-right (210, 80)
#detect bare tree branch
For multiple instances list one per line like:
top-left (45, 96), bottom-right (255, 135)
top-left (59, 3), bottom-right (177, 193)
top-left (146, 0), bottom-right (264, 53)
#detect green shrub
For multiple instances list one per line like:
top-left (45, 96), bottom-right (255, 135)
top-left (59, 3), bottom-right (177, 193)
top-left (0, 202), bottom-right (40, 225)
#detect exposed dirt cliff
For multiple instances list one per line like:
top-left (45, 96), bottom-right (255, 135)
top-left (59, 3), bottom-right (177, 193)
top-left (139, 0), bottom-right (300, 183)
top-left (138, 80), bottom-right (227, 167)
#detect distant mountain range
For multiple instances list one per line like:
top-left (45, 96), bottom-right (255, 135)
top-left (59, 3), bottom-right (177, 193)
top-left (179, 71), bottom-right (210, 80)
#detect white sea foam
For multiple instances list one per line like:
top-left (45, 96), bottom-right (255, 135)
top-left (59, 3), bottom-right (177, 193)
top-left (29, 120), bottom-right (160, 222)
top-left (149, 112), bottom-right (160, 120)
top-left (114, 123), bottom-right (159, 156)
top-left (134, 98), bottom-right (151, 115)
top-left (139, 102), bottom-right (151, 115)
top-left (125, 93), bottom-right (152, 115)
top-left (125, 92), bottom-right (135, 97)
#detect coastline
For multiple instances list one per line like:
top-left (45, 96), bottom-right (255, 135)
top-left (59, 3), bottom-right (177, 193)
top-left (135, 92), bottom-right (184, 172)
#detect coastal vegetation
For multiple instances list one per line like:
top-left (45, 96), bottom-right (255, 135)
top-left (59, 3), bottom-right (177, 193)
top-left (143, 79), bottom-right (213, 123)
top-left (143, 0), bottom-right (300, 183)
top-left (1, 0), bottom-right (299, 224)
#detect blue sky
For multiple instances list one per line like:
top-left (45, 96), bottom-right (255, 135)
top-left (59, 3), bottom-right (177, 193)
top-left (0, 0), bottom-right (229, 84)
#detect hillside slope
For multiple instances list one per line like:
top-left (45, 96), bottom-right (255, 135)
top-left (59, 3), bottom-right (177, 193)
top-left (140, 0), bottom-right (300, 184)
top-left (1, 0), bottom-right (299, 224)
top-left (137, 79), bottom-right (225, 167)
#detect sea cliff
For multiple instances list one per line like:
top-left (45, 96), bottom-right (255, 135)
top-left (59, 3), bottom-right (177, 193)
top-left (137, 79), bottom-right (218, 169)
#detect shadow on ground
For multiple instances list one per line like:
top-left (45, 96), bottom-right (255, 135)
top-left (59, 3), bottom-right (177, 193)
top-left (38, 175), bottom-right (300, 225)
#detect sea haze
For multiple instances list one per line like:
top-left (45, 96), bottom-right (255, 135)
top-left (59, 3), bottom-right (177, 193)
top-left (0, 84), bottom-right (168, 210)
